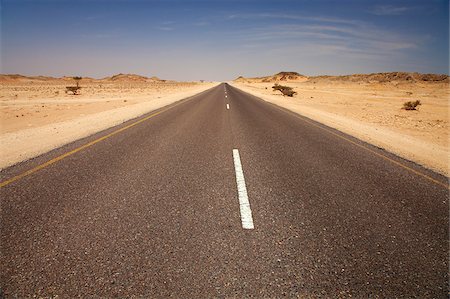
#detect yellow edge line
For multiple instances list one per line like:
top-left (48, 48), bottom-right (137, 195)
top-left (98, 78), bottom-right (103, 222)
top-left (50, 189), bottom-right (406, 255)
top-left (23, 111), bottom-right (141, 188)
top-left (264, 99), bottom-right (450, 190)
top-left (0, 102), bottom-right (183, 188)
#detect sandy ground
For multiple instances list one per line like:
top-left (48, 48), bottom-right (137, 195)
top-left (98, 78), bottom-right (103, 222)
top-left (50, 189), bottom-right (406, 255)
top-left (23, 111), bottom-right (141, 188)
top-left (230, 81), bottom-right (449, 176)
top-left (0, 80), bottom-right (218, 169)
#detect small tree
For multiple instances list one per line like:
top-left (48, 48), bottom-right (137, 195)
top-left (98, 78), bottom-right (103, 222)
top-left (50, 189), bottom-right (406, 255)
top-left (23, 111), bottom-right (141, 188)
top-left (272, 84), bottom-right (297, 97)
top-left (73, 76), bottom-right (82, 87)
top-left (66, 76), bottom-right (82, 95)
top-left (403, 100), bottom-right (421, 110)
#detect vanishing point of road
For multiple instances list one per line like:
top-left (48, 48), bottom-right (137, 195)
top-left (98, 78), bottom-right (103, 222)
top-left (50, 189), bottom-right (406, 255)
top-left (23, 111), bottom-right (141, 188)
top-left (1, 84), bottom-right (448, 297)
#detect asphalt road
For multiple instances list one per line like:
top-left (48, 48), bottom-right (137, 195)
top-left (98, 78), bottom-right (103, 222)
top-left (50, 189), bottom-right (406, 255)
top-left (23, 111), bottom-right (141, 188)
top-left (1, 84), bottom-right (448, 298)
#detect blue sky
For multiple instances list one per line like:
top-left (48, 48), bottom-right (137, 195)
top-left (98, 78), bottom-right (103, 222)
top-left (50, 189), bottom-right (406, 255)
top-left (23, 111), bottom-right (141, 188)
top-left (1, 0), bottom-right (448, 81)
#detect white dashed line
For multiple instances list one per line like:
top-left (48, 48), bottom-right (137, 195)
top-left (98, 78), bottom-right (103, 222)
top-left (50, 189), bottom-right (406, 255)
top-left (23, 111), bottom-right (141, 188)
top-left (226, 104), bottom-right (230, 110)
top-left (232, 149), bottom-right (254, 229)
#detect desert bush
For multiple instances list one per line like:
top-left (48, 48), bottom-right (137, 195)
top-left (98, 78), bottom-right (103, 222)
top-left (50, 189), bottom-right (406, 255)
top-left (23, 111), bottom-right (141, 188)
top-left (272, 84), bottom-right (297, 97)
top-left (281, 89), bottom-right (296, 97)
top-left (272, 84), bottom-right (283, 92)
top-left (403, 100), bottom-right (421, 110)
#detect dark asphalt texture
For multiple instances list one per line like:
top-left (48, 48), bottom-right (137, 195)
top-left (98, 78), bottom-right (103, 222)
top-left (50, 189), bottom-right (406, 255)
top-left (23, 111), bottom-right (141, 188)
top-left (1, 84), bottom-right (448, 298)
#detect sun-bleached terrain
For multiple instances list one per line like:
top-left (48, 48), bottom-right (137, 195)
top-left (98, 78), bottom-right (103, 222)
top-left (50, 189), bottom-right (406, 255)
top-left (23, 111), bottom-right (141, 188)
top-left (231, 72), bottom-right (449, 176)
top-left (0, 74), bottom-right (218, 169)
top-left (2, 71), bottom-right (448, 176)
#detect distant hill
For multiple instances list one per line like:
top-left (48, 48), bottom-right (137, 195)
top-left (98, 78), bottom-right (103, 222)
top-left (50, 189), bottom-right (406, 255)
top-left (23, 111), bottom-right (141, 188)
top-left (61, 76), bottom-right (96, 82)
top-left (0, 74), bottom-right (57, 82)
top-left (102, 73), bottom-right (161, 82)
top-left (235, 72), bottom-right (308, 83)
top-left (309, 72), bottom-right (449, 83)
top-left (0, 73), bottom-right (166, 83)
top-left (234, 71), bottom-right (449, 84)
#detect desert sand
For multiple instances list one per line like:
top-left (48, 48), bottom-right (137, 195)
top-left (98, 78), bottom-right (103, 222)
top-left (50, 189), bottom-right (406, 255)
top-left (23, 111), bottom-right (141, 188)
top-left (0, 74), bottom-right (218, 169)
top-left (231, 72), bottom-right (449, 176)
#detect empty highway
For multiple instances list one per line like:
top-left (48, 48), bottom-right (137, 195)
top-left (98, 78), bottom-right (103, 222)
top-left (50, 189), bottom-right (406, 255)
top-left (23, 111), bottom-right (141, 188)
top-left (1, 84), bottom-right (448, 298)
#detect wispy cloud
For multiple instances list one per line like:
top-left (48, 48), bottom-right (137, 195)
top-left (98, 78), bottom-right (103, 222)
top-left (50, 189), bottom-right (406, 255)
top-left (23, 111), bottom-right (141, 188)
top-left (156, 21), bottom-right (175, 31)
top-left (369, 5), bottom-right (412, 16)
top-left (194, 21), bottom-right (209, 26)
top-left (80, 33), bottom-right (117, 39)
top-left (224, 15), bottom-right (418, 61)
top-left (156, 26), bottom-right (174, 31)
top-left (227, 13), bottom-right (363, 26)
top-left (84, 15), bottom-right (104, 21)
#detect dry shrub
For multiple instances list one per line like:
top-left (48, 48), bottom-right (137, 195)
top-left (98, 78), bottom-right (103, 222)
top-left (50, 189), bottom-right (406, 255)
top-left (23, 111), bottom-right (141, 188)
top-left (272, 84), bottom-right (297, 97)
top-left (403, 100), bottom-right (421, 110)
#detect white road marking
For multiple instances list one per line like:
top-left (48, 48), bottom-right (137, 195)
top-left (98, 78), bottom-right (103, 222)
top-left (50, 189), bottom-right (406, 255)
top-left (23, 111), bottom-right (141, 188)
top-left (232, 149), bottom-right (254, 229)
top-left (226, 104), bottom-right (230, 110)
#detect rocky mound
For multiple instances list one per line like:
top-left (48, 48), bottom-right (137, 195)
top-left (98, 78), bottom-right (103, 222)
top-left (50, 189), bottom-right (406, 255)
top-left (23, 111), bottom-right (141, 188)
top-left (234, 76), bottom-right (247, 82)
top-left (0, 74), bottom-right (57, 82)
top-left (0, 74), bottom-right (29, 81)
top-left (263, 71), bottom-right (307, 82)
top-left (104, 73), bottom-right (151, 82)
top-left (310, 72), bottom-right (449, 83)
top-left (234, 71), bottom-right (307, 83)
top-left (61, 76), bottom-right (96, 83)
top-left (149, 76), bottom-right (161, 81)
top-left (0, 73), bottom-right (165, 83)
